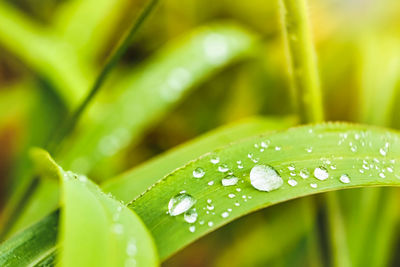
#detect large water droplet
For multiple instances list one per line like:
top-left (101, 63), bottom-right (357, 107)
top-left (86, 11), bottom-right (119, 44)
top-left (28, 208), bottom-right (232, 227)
top-left (222, 175), bottom-right (238, 186)
top-left (192, 167), bottom-right (205, 178)
top-left (339, 174), bottom-right (350, 184)
top-left (250, 164), bottom-right (283, 192)
top-left (314, 167), bottom-right (329, 180)
top-left (168, 193), bottom-right (196, 216)
top-left (184, 208), bottom-right (198, 223)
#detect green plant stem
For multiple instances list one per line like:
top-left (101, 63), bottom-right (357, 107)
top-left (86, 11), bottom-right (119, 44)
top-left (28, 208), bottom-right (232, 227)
top-left (47, 0), bottom-right (160, 153)
top-left (279, 0), bottom-right (323, 123)
top-left (279, 1), bottom-right (349, 266)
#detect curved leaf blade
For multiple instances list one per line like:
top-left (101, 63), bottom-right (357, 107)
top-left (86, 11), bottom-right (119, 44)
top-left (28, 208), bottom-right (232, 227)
top-left (58, 23), bottom-right (257, 177)
top-left (128, 123), bottom-right (400, 259)
top-left (59, 172), bottom-right (158, 267)
top-left (0, 211), bottom-right (59, 267)
top-left (103, 116), bottom-right (296, 202)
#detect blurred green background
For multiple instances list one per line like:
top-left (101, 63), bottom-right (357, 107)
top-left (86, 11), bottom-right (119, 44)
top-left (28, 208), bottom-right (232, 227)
top-left (1, 0), bottom-right (400, 266)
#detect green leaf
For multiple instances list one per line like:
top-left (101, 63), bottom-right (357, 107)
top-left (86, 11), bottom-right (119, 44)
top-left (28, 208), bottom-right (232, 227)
top-left (103, 116), bottom-right (296, 202)
top-left (128, 123), bottom-right (400, 259)
top-left (0, 1), bottom-right (92, 106)
top-left (3, 123), bottom-right (400, 265)
top-left (32, 149), bottom-right (159, 266)
top-left (58, 23), bottom-right (257, 178)
top-left (0, 210), bottom-right (59, 267)
top-left (59, 171), bottom-right (158, 267)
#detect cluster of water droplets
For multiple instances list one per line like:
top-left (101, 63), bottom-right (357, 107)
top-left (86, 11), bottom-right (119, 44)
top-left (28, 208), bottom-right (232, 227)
top-left (166, 129), bottom-right (400, 233)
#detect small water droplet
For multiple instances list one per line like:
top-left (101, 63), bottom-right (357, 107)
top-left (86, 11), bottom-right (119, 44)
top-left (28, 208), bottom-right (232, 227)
top-left (207, 204), bottom-right (214, 210)
top-left (208, 180), bottom-right (214, 186)
top-left (300, 169), bottom-right (310, 179)
top-left (261, 140), bottom-right (270, 148)
top-left (222, 175), bottom-right (238, 186)
top-left (192, 167), bottom-right (205, 178)
top-left (210, 156), bottom-right (220, 164)
top-left (126, 239), bottom-right (137, 256)
top-left (380, 148), bottom-right (387, 156)
top-left (288, 164), bottom-right (295, 171)
top-left (288, 179), bottom-right (298, 186)
top-left (221, 212), bottom-right (229, 218)
top-left (218, 164), bottom-right (229, 173)
top-left (112, 223), bottom-right (124, 235)
top-left (306, 147), bottom-right (313, 153)
top-left (234, 202), bottom-right (240, 206)
top-left (207, 199), bottom-right (212, 204)
top-left (228, 193), bottom-right (236, 198)
top-left (184, 208), bottom-right (198, 223)
top-left (310, 183), bottom-right (318, 188)
top-left (250, 164), bottom-right (283, 192)
top-left (168, 193), bottom-right (196, 216)
top-left (379, 173), bottom-right (386, 178)
top-left (189, 226), bottom-right (196, 233)
top-left (339, 174), bottom-right (350, 184)
top-left (275, 146), bottom-right (281, 151)
top-left (208, 221), bottom-right (214, 227)
top-left (314, 167), bottom-right (329, 180)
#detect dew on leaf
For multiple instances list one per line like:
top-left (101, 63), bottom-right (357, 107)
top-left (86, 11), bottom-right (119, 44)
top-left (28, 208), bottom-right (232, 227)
top-left (168, 193), bottom-right (196, 216)
top-left (222, 175), bottom-right (239, 186)
top-left (314, 167), bottom-right (329, 180)
top-left (339, 174), bottom-right (350, 184)
top-left (184, 208), bottom-right (198, 223)
top-left (288, 179), bottom-right (298, 186)
top-left (250, 164), bottom-right (283, 192)
top-left (192, 167), bottom-right (205, 178)
top-left (218, 164), bottom-right (229, 173)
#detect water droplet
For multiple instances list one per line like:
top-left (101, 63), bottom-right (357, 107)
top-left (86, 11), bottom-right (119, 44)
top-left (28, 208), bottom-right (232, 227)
top-left (306, 147), bottom-right (313, 153)
top-left (192, 167), bottom-right (205, 178)
top-left (234, 202), bottom-right (240, 206)
top-left (210, 156), bottom-right (220, 164)
top-left (228, 193), bottom-right (236, 198)
top-left (203, 33), bottom-right (228, 65)
top-left (207, 199), bottom-right (212, 204)
top-left (208, 180), bottom-right (214, 186)
top-left (310, 183), bottom-right (317, 188)
top-left (314, 167), bottom-right (329, 180)
top-left (222, 175), bottom-right (238, 186)
top-left (379, 148), bottom-right (387, 156)
top-left (218, 164), bottom-right (229, 173)
top-left (275, 146), bottom-right (281, 151)
top-left (250, 164), bottom-right (283, 192)
top-left (221, 212), bottom-right (229, 218)
top-left (288, 179), bottom-right (298, 186)
top-left (112, 224), bottom-right (124, 235)
top-left (168, 193), bottom-right (196, 216)
top-left (261, 140), bottom-right (270, 148)
top-left (288, 164), bottom-right (295, 171)
top-left (339, 174), bottom-right (350, 184)
top-left (189, 226), bottom-right (196, 233)
top-left (207, 204), bottom-right (214, 210)
top-left (126, 239), bottom-right (137, 256)
top-left (184, 208), bottom-right (198, 223)
top-left (208, 221), bottom-right (214, 227)
top-left (299, 169), bottom-right (310, 179)
top-left (379, 173), bottom-right (386, 178)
